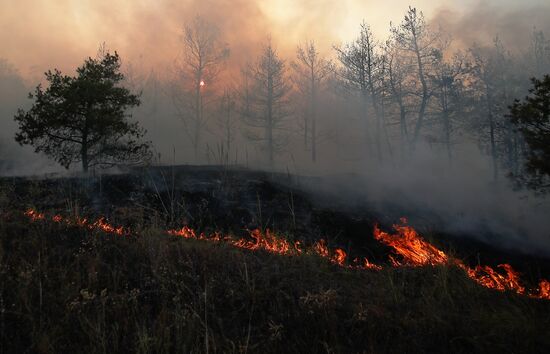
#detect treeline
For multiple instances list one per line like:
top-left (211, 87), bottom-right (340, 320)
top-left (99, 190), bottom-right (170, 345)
top-left (154, 7), bottom-right (550, 181)
top-left (4, 7), bottom-right (550, 182)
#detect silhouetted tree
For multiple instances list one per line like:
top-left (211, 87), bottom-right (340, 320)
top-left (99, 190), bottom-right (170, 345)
top-left (242, 41), bottom-right (291, 167)
top-left (291, 41), bottom-right (333, 162)
top-left (510, 75), bottom-right (550, 190)
top-left (429, 52), bottom-right (469, 163)
top-left (173, 17), bottom-right (229, 161)
top-left (335, 22), bottom-right (384, 160)
top-left (215, 87), bottom-right (238, 162)
top-left (14, 51), bottom-right (151, 172)
top-left (384, 40), bottom-right (411, 159)
top-left (390, 7), bottom-right (447, 150)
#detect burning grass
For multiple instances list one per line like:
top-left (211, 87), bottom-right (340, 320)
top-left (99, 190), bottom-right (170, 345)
top-left (2, 171), bottom-right (550, 353)
top-left (1, 210), bottom-right (550, 353)
top-left (23, 208), bottom-right (550, 300)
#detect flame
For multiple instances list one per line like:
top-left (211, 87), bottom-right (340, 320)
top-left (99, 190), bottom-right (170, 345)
top-left (536, 280), bottom-right (550, 299)
top-left (25, 208), bottom-right (127, 236)
top-left (200, 80), bottom-right (205, 87)
top-left (373, 218), bottom-right (550, 299)
top-left (22, 208), bottom-right (550, 300)
top-left (233, 229), bottom-right (294, 255)
top-left (24, 209), bottom-right (45, 221)
top-left (373, 219), bottom-right (448, 266)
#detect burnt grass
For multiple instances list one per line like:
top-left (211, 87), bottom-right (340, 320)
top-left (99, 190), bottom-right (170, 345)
top-left (1, 165), bottom-right (550, 353)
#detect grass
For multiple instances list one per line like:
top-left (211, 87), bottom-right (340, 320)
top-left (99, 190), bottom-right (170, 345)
top-left (1, 211), bottom-right (550, 353)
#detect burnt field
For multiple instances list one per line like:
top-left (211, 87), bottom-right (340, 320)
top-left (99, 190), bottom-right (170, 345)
top-left (1, 165), bottom-right (550, 353)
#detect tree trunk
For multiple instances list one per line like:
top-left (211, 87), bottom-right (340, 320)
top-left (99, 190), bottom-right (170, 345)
top-left (311, 67), bottom-right (317, 163)
top-left (81, 148), bottom-right (89, 173)
top-left (267, 69), bottom-right (274, 167)
top-left (411, 34), bottom-right (429, 150)
top-left (81, 123), bottom-right (89, 173)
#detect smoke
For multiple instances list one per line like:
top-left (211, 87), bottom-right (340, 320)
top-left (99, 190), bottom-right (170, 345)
top-left (430, 1), bottom-right (550, 52)
top-left (357, 144), bottom-right (550, 255)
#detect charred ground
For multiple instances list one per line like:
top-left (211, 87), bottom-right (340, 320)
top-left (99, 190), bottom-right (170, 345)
top-left (1, 165), bottom-right (550, 353)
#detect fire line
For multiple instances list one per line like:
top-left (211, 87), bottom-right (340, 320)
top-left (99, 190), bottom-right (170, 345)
top-left (23, 208), bottom-right (550, 300)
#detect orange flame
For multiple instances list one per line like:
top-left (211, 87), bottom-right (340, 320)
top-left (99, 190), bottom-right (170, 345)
top-left (24, 209), bottom-right (45, 221)
top-left (25, 208), bottom-right (127, 236)
top-left (373, 218), bottom-right (549, 299)
top-left (23, 208), bottom-right (550, 300)
top-left (373, 218), bottom-right (448, 266)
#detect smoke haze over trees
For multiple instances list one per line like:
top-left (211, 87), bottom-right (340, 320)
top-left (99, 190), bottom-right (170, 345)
top-left (2, 1), bottom-right (550, 253)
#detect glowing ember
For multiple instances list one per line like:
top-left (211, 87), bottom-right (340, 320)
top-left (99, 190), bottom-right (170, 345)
top-left (200, 80), bottom-right (205, 87)
top-left (362, 257), bottom-right (383, 271)
top-left (22, 208), bottom-right (550, 300)
top-left (25, 209), bottom-right (45, 221)
top-left (535, 280), bottom-right (550, 299)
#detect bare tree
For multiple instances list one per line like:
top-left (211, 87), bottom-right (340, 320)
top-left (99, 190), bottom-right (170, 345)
top-left (390, 7), bottom-right (447, 150)
top-left (215, 87), bottom-right (238, 163)
top-left (429, 52), bottom-right (469, 163)
top-left (173, 17), bottom-right (229, 161)
top-left (335, 22), bottom-right (385, 161)
top-left (384, 40), bottom-right (412, 159)
top-left (528, 28), bottom-right (550, 77)
top-left (241, 40), bottom-right (291, 167)
top-left (291, 41), bottom-right (333, 162)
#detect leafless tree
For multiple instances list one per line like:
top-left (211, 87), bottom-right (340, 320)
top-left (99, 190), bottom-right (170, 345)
top-left (335, 22), bottom-right (385, 161)
top-left (241, 40), bottom-right (291, 167)
top-left (291, 41), bottom-right (333, 162)
top-left (173, 17), bottom-right (229, 161)
top-left (390, 7), bottom-right (447, 150)
top-left (215, 87), bottom-right (238, 163)
top-left (428, 52), bottom-right (469, 163)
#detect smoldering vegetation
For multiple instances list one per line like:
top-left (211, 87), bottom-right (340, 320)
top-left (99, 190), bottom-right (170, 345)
top-left (2, 2), bottom-right (550, 254)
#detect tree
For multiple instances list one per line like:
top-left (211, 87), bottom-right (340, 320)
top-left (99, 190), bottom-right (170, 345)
top-left (291, 41), bottom-right (333, 162)
top-left (214, 87), bottom-right (238, 163)
top-left (527, 28), bottom-right (550, 78)
top-left (173, 17), bottom-right (229, 161)
top-left (384, 40), bottom-right (411, 159)
top-left (335, 22), bottom-right (384, 161)
top-left (0, 58), bottom-right (27, 164)
top-left (390, 7), bottom-right (446, 150)
top-left (468, 38), bottom-right (523, 181)
top-left (509, 75), bottom-right (550, 190)
top-left (241, 41), bottom-right (291, 167)
top-left (429, 52), bottom-right (469, 163)
top-left (14, 51), bottom-right (151, 172)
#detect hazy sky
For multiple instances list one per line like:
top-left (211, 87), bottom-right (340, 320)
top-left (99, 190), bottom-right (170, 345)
top-left (1, 0), bottom-right (548, 80)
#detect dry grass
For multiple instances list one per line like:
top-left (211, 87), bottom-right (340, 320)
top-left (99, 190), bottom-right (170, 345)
top-left (1, 212), bottom-right (549, 354)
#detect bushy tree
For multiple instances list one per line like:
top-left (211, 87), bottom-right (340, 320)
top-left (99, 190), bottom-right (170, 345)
top-left (14, 51), bottom-right (151, 172)
top-left (510, 75), bottom-right (550, 190)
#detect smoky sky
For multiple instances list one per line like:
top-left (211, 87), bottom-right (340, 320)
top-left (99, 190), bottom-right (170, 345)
top-left (4, 0), bottom-right (546, 81)
top-left (430, 0), bottom-right (550, 52)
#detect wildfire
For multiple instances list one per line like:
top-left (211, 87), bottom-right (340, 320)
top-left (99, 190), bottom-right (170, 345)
top-left (373, 218), bottom-right (550, 299)
top-left (373, 218), bottom-right (448, 266)
top-left (25, 209), bottom-right (127, 236)
top-left (22, 208), bottom-right (550, 300)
